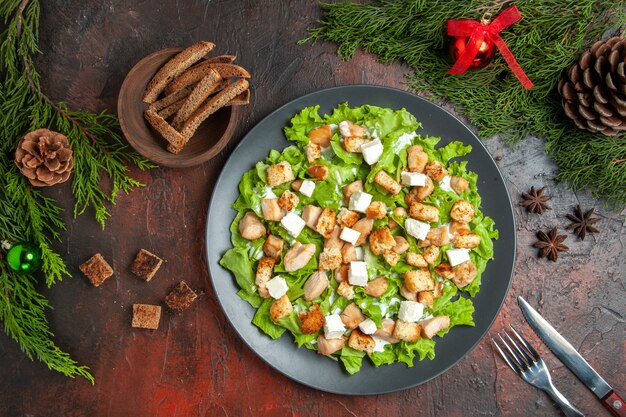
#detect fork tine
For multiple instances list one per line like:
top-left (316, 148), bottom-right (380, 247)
top-left (509, 324), bottom-right (540, 361)
top-left (503, 330), bottom-right (534, 365)
top-left (498, 333), bottom-right (527, 371)
top-left (491, 337), bottom-right (522, 375)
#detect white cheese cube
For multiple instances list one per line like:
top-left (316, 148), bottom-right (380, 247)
top-left (358, 318), bottom-right (377, 335)
top-left (398, 300), bottom-right (424, 323)
top-left (323, 314), bottom-right (346, 339)
top-left (405, 218), bottom-right (431, 240)
top-left (348, 261), bottom-right (368, 286)
top-left (338, 120), bottom-right (351, 137)
top-left (439, 176), bottom-right (454, 192)
top-left (401, 171), bottom-right (427, 187)
top-left (280, 212), bottom-right (305, 237)
top-left (361, 139), bottom-right (384, 165)
top-left (266, 276), bottom-right (289, 299)
top-left (299, 179), bottom-right (316, 197)
top-left (372, 335), bottom-right (390, 352)
top-left (447, 248), bottom-right (470, 267)
top-left (340, 227), bottom-right (361, 246)
top-left (355, 246), bottom-right (364, 261)
top-left (348, 191), bottom-right (373, 213)
top-left (329, 124), bottom-right (338, 133)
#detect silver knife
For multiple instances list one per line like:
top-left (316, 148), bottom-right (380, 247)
top-left (518, 296), bottom-right (625, 417)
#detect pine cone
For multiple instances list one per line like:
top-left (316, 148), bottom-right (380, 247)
top-left (558, 36), bottom-right (626, 136)
top-left (15, 128), bottom-right (73, 187)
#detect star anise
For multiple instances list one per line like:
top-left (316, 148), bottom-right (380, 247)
top-left (533, 227), bottom-right (568, 262)
top-left (519, 186), bottom-right (552, 214)
top-left (566, 205), bottom-right (600, 240)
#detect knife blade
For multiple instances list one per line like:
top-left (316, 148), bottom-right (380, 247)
top-left (518, 296), bottom-right (625, 417)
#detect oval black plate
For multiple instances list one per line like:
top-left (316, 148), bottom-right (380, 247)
top-left (206, 85), bottom-right (515, 395)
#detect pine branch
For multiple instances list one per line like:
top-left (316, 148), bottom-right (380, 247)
top-left (303, 0), bottom-right (626, 205)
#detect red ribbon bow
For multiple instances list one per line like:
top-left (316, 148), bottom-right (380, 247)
top-left (447, 5), bottom-right (533, 90)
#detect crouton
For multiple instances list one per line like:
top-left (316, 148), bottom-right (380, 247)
top-left (270, 294), bottom-right (293, 321)
top-left (450, 200), bottom-right (475, 223)
top-left (406, 252), bottom-right (428, 267)
top-left (424, 160), bottom-right (448, 181)
top-left (392, 319), bottom-right (421, 342)
top-left (409, 202), bottom-right (439, 223)
top-left (266, 161), bottom-right (295, 186)
top-left (340, 303), bottom-right (365, 329)
top-left (263, 234), bottom-right (284, 260)
top-left (130, 249), bottom-right (163, 282)
top-left (302, 205), bottom-right (322, 229)
top-left (337, 208), bottom-right (359, 228)
top-left (317, 335), bottom-right (346, 355)
top-left (383, 250), bottom-right (400, 266)
top-left (239, 211), bottom-right (266, 240)
top-left (392, 236), bottom-right (409, 254)
top-left (366, 201), bottom-right (387, 219)
top-left (299, 304), bottom-right (325, 334)
top-left (307, 164), bottom-right (329, 180)
top-left (352, 218), bottom-right (374, 246)
top-left (319, 247), bottom-right (342, 271)
top-left (341, 243), bottom-right (358, 264)
top-left (404, 268), bottom-right (435, 292)
top-left (452, 260), bottom-right (477, 288)
top-left (407, 145), bottom-right (429, 173)
top-left (277, 190), bottom-right (299, 212)
top-left (303, 271), bottom-right (329, 301)
top-left (336, 280), bottom-right (355, 300)
top-left (450, 176), bottom-right (469, 194)
top-left (343, 136), bottom-right (371, 152)
top-left (306, 142), bottom-right (321, 163)
top-left (422, 246), bottom-right (440, 265)
top-left (374, 170), bottom-right (402, 195)
top-left (255, 257), bottom-right (275, 298)
top-left (433, 281), bottom-right (443, 298)
top-left (421, 315), bottom-right (450, 339)
top-left (364, 276), bottom-right (388, 298)
top-left (79, 253), bottom-right (114, 287)
top-left (315, 208), bottom-right (337, 239)
top-left (369, 227), bottom-right (396, 255)
top-left (307, 125), bottom-right (332, 147)
top-left (434, 262), bottom-right (456, 279)
top-left (417, 291), bottom-right (434, 308)
top-left (453, 233), bottom-right (481, 249)
top-left (348, 329), bottom-right (375, 353)
top-left (291, 179), bottom-right (303, 192)
top-left (132, 304), bottom-right (162, 330)
top-left (164, 281), bottom-right (197, 311)
top-left (343, 180), bottom-right (363, 203)
top-left (450, 220), bottom-right (471, 236)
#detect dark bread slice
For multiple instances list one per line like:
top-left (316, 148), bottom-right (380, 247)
top-left (164, 281), bottom-right (198, 311)
top-left (131, 304), bottom-right (161, 329)
top-left (142, 41), bottom-right (215, 103)
top-left (130, 249), bottom-right (164, 282)
top-left (79, 253), bottom-right (114, 287)
top-left (204, 54), bottom-right (236, 64)
top-left (165, 62), bottom-right (250, 95)
top-left (171, 69), bottom-right (222, 130)
top-left (149, 86), bottom-right (193, 112)
top-left (157, 98), bottom-right (186, 119)
top-left (227, 88), bottom-right (250, 106)
top-left (144, 109), bottom-right (185, 153)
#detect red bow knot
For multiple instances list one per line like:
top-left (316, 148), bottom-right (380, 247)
top-left (447, 5), bottom-right (533, 90)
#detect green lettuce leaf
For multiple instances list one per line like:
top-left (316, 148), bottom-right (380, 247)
top-left (369, 343), bottom-right (396, 367)
top-left (219, 247), bottom-right (256, 294)
top-left (340, 346), bottom-right (366, 375)
top-left (284, 105), bottom-right (325, 145)
top-left (396, 339), bottom-right (436, 367)
top-left (252, 299), bottom-right (286, 339)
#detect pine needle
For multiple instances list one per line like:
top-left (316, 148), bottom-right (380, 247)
top-left (302, 0), bottom-right (626, 206)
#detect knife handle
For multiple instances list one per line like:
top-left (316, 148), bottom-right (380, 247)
top-left (602, 390), bottom-right (626, 417)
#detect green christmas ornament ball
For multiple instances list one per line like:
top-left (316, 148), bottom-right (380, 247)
top-left (6, 242), bottom-right (42, 273)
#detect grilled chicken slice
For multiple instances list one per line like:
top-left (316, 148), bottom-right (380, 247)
top-left (283, 242), bottom-right (315, 272)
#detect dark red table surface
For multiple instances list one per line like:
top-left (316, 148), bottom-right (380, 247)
top-left (1, 1), bottom-right (624, 416)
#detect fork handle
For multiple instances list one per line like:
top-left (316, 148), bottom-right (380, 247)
top-left (544, 384), bottom-right (585, 417)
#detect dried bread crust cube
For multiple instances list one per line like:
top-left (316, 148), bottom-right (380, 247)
top-left (165, 281), bottom-right (198, 311)
top-left (79, 253), bottom-right (114, 287)
top-left (131, 249), bottom-right (164, 282)
top-left (132, 304), bottom-right (162, 329)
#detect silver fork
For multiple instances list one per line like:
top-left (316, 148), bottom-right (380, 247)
top-left (492, 325), bottom-right (585, 417)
